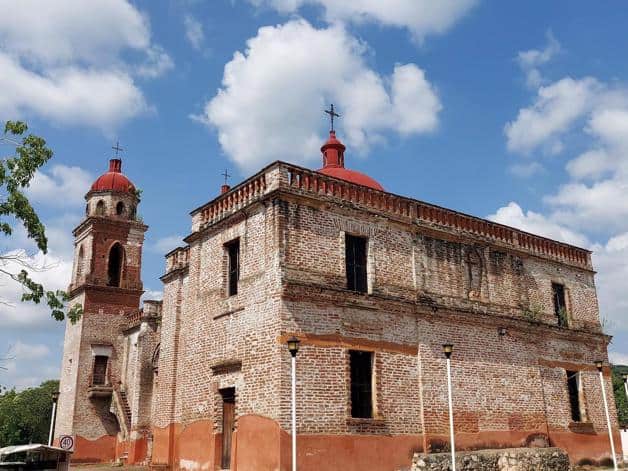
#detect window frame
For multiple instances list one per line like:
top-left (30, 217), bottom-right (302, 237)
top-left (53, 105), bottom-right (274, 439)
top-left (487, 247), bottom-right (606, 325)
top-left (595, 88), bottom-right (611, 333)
top-left (349, 350), bottom-right (375, 419)
top-left (92, 355), bottom-right (109, 386)
top-left (345, 234), bottom-right (368, 293)
top-left (566, 370), bottom-right (586, 423)
top-left (225, 238), bottom-right (240, 297)
top-left (552, 282), bottom-right (568, 327)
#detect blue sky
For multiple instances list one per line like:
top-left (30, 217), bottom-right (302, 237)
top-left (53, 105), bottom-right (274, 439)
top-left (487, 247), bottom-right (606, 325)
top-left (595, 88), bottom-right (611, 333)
top-left (1, 0), bottom-right (628, 389)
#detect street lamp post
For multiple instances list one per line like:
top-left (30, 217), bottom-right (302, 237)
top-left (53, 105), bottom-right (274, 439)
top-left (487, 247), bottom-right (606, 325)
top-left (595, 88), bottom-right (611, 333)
top-left (595, 360), bottom-right (617, 471)
top-left (287, 337), bottom-right (300, 471)
top-left (48, 391), bottom-right (60, 446)
top-left (443, 344), bottom-right (456, 471)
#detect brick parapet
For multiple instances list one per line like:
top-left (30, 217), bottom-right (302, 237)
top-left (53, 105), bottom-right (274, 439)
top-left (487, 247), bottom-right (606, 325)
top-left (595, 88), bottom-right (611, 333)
top-left (187, 161), bottom-right (592, 272)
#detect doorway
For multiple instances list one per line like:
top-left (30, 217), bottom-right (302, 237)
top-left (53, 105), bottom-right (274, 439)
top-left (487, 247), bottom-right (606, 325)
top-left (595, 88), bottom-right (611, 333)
top-left (220, 387), bottom-right (235, 469)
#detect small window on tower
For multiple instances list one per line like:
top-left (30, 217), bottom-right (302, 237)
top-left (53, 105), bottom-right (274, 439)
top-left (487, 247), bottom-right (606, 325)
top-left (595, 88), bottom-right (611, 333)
top-left (76, 246), bottom-right (84, 280)
top-left (346, 234), bottom-right (368, 293)
top-left (85, 203), bottom-right (89, 215)
top-left (566, 370), bottom-right (583, 422)
top-left (107, 243), bottom-right (124, 287)
top-left (96, 200), bottom-right (105, 216)
top-left (350, 350), bottom-right (374, 418)
top-left (92, 355), bottom-right (109, 386)
top-left (225, 239), bottom-right (240, 296)
top-left (552, 283), bottom-right (568, 327)
top-left (116, 201), bottom-right (125, 216)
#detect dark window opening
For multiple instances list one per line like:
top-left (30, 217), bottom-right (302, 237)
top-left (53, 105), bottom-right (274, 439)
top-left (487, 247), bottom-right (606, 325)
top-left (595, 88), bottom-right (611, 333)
top-left (85, 203), bottom-right (89, 215)
top-left (566, 370), bottom-right (582, 422)
top-left (350, 350), bottom-right (373, 418)
top-left (220, 387), bottom-right (236, 469)
top-left (96, 200), bottom-right (105, 216)
top-left (116, 201), bottom-right (125, 215)
top-left (130, 205), bottom-right (137, 219)
top-left (226, 239), bottom-right (240, 296)
top-left (107, 243), bottom-right (124, 287)
top-left (346, 234), bottom-right (367, 293)
top-left (76, 246), bottom-right (84, 280)
top-left (92, 355), bottom-right (109, 386)
top-left (552, 283), bottom-right (568, 326)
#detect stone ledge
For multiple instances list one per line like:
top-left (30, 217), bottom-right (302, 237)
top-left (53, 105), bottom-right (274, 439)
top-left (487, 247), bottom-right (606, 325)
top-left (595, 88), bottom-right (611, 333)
top-left (412, 447), bottom-right (570, 471)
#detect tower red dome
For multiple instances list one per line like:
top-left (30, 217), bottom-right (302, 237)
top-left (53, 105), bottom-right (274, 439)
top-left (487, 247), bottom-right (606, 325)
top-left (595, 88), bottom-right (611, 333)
top-left (90, 159), bottom-right (136, 193)
top-left (317, 131), bottom-right (384, 191)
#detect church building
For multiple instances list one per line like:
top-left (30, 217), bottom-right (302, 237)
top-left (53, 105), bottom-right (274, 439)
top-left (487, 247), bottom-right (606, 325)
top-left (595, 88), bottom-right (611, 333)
top-left (55, 120), bottom-right (622, 470)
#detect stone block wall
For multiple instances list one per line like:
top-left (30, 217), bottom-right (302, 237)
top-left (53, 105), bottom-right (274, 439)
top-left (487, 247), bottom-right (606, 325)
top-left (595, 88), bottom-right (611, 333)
top-left (411, 448), bottom-right (570, 471)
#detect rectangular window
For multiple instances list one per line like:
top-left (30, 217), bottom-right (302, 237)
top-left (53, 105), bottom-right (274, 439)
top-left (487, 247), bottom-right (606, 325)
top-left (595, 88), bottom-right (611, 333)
top-left (350, 350), bottom-right (373, 418)
top-left (92, 355), bottom-right (109, 386)
top-left (346, 235), bottom-right (367, 293)
top-left (552, 282), bottom-right (567, 326)
top-left (226, 239), bottom-right (240, 296)
top-left (566, 370), bottom-right (582, 422)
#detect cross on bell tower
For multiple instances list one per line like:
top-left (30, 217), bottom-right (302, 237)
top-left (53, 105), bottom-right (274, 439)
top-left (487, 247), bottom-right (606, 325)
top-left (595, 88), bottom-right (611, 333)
top-left (324, 104), bottom-right (340, 132)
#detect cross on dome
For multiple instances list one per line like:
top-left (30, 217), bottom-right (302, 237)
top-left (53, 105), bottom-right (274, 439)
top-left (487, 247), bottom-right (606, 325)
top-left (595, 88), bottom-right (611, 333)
top-left (324, 104), bottom-right (340, 132)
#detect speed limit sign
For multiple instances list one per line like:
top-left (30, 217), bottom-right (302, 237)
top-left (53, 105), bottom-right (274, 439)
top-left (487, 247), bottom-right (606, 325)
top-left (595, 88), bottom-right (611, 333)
top-left (59, 435), bottom-right (74, 450)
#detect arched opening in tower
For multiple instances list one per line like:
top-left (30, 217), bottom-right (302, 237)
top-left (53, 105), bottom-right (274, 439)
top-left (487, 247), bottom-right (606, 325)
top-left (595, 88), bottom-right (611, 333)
top-left (76, 246), bottom-right (84, 281)
top-left (107, 243), bottom-right (124, 287)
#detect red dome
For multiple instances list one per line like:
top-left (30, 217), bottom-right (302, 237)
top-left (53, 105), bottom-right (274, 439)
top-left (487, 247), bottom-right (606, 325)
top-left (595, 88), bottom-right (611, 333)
top-left (316, 130), bottom-right (384, 191)
top-left (317, 166), bottom-right (384, 191)
top-left (90, 159), bottom-right (136, 193)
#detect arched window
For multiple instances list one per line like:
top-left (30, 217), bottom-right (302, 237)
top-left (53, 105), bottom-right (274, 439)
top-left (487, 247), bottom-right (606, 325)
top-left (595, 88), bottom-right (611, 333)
top-left (85, 203), bottom-right (89, 215)
top-left (129, 205), bottom-right (137, 220)
top-left (107, 243), bottom-right (124, 287)
top-left (116, 201), bottom-right (125, 216)
top-left (76, 246), bottom-right (85, 280)
top-left (96, 200), bottom-right (105, 216)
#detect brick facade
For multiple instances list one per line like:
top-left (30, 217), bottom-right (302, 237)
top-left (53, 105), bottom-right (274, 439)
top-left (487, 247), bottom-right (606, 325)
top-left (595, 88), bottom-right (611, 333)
top-left (57, 156), bottom-right (622, 470)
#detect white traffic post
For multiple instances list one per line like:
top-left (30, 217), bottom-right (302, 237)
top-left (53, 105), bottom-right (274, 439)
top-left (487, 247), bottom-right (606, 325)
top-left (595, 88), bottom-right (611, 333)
top-left (291, 355), bottom-right (297, 471)
top-left (287, 337), bottom-right (300, 471)
top-left (597, 362), bottom-right (617, 471)
top-left (48, 393), bottom-right (59, 446)
top-left (443, 344), bottom-right (456, 471)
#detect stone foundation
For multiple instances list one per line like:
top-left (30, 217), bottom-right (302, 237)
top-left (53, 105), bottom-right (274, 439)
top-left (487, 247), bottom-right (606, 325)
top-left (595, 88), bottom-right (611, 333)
top-left (412, 448), bottom-right (570, 471)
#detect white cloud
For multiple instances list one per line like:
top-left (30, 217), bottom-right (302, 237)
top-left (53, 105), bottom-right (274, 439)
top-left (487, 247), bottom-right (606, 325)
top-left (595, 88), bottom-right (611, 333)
top-left (143, 290), bottom-right (164, 302)
top-left (517, 31), bottom-right (560, 89)
top-left (10, 341), bottom-right (51, 360)
top-left (609, 351), bottom-right (628, 366)
top-left (509, 162), bottom-right (545, 178)
top-left (0, 0), bottom-right (149, 66)
top-left (200, 20), bottom-right (441, 171)
top-left (151, 235), bottom-right (184, 254)
top-left (504, 77), bottom-right (601, 154)
top-left (249, 0), bottom-right (477, 42)
top-left (184, 14), bottom-right (205, 50)
top-left (0, 249), bottom-right (74, 329)
top-left (0, 0), bottom-right (171, 130)
top-left (26, 165), bottom-right (93, 208)
top-left (487, 202), bottom-right (589, 247)
top-left (136, 45), bottom-right (175, 78)
top-left (0, 54), bottom-right (149, 131)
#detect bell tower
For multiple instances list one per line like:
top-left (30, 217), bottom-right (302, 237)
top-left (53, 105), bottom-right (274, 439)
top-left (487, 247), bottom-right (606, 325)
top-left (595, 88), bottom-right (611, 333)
top-left (56, 155), bottom-right (147, 463)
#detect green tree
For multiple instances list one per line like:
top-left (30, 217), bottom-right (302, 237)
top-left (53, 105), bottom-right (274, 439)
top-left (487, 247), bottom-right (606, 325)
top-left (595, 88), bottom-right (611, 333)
top-left (612, 364), bottom-right (628, 426)
top-left (0, 380), bottom-right (59, 446)
top-left (0, 121), bottom-right (81, 322)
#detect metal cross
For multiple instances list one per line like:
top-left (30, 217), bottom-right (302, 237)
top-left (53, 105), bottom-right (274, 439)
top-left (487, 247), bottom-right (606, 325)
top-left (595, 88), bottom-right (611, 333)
top-left (221, 169), bottom-right (231, 185)
top-left (112, 140), bottom-right (124, 158)
top-left (324, 104), bottom-right (340, 132)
